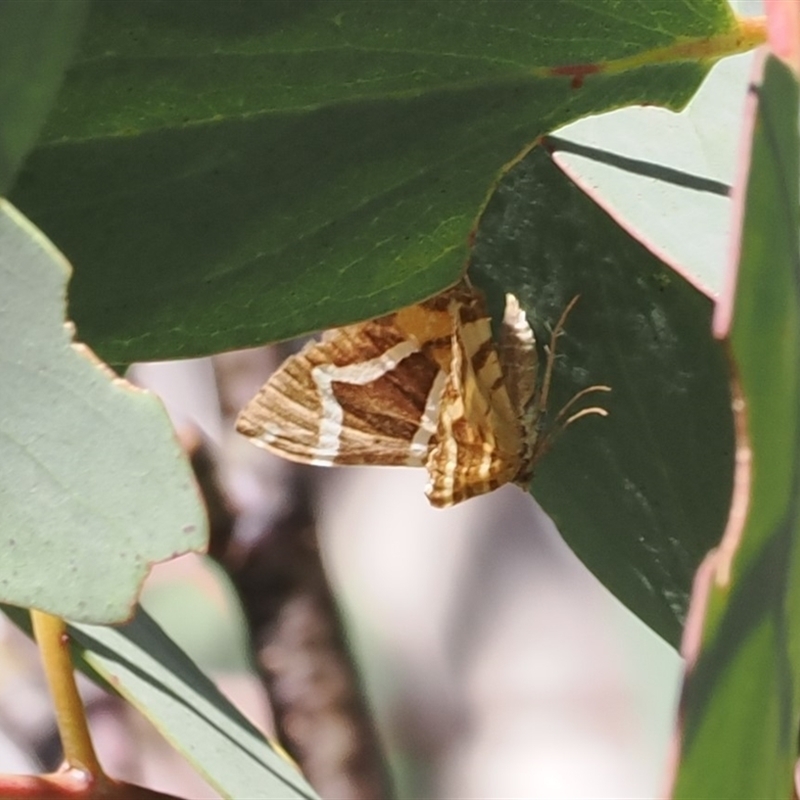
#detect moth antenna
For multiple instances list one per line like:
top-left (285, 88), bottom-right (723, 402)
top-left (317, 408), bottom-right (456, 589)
top-left (552, 384), bottom-right (611, 425)
top-left (528, 383), bottom-right (609, 470)
top-left (562, 405), bottom-right (609, 426)
top-left (537, 294), bottom-right (581, 416)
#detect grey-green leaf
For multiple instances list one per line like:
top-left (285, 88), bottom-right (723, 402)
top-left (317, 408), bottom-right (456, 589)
top-left (0, 201), bottom-right (206, 623)
top-left (2, 604), bottom-right (320, 800)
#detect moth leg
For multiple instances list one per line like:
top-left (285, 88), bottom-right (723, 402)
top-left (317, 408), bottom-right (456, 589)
top-left (519, 297), bottom-right (609, 477)
top-left (530, 383), bottom-right (610, 466)
top-left (552, 384), bottom-right (611, 427)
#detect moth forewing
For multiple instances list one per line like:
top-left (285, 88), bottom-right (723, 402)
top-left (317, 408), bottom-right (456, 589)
top-left (235, 343), bottom-right (327, 465)
top-left (236, 290), bottom-right (459, 469)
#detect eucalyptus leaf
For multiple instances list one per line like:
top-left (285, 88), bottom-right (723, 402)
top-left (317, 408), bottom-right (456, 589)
top-left (11, 0), bottom-right (739, 362)
top-left (0, 0), bottom-right (87, 193)
top-left (470, 147), bottom-right (734, 646)
top-left (672, 54), bottom-right (800, 799)
top-left (0, 202), bottom-right (206, 623)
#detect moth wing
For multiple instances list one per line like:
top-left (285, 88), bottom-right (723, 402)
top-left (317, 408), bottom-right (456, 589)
top-left (237, 312), bottom-right (451, 468)
top-left (425, 292), bottom-right (522, 507)
top-left (497, 293), bottom-right (538, 419)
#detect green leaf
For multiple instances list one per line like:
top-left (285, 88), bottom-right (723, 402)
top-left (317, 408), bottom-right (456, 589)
top-left (0, 201), bottom-right (206, 623)
top-left (469, 146), bottom-right (734, 646)
top-left (0, 0), bottom-right (88, 194)
top-left (9, 0), bottom-right (743, 363)
top-left (671, 55), bottom-right (800, 798)
top-left (2, 604), bottom-right (319, 800)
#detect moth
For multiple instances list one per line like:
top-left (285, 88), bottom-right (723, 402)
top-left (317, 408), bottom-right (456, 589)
top-left (236, 281), bottom-right (609, 507)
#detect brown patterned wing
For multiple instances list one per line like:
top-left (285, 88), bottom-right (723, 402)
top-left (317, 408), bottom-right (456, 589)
top-left (425, 291), bottom-right (524, 507)
top-left (236, 291), bottom-right (460, 468)
top-left (497, 293), bottom-right (538, 420)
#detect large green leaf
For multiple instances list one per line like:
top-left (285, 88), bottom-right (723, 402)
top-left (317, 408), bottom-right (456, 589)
top-left (468, 146), bottom-right (734, 646)
top-left (671, 54), bottom-right (800, 798)
top-left (0, 201), bottom-right (206, 623)
top-left (2, 604), bottom-right (319, 800)
top-left (9, 0), bottom-right (747, 363)
top-left (0, 0), bottom-right (87, 194)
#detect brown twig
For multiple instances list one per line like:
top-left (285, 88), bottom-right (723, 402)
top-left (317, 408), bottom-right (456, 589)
top-left (189, 425), bottom-right (393, 800)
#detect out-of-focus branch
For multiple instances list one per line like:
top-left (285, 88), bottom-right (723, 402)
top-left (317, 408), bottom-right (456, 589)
top-left (187, 420), bottom-right (393, 800)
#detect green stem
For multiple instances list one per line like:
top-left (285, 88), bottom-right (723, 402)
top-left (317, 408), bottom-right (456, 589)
top-left (31, 610), bottom-right (104, 779)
